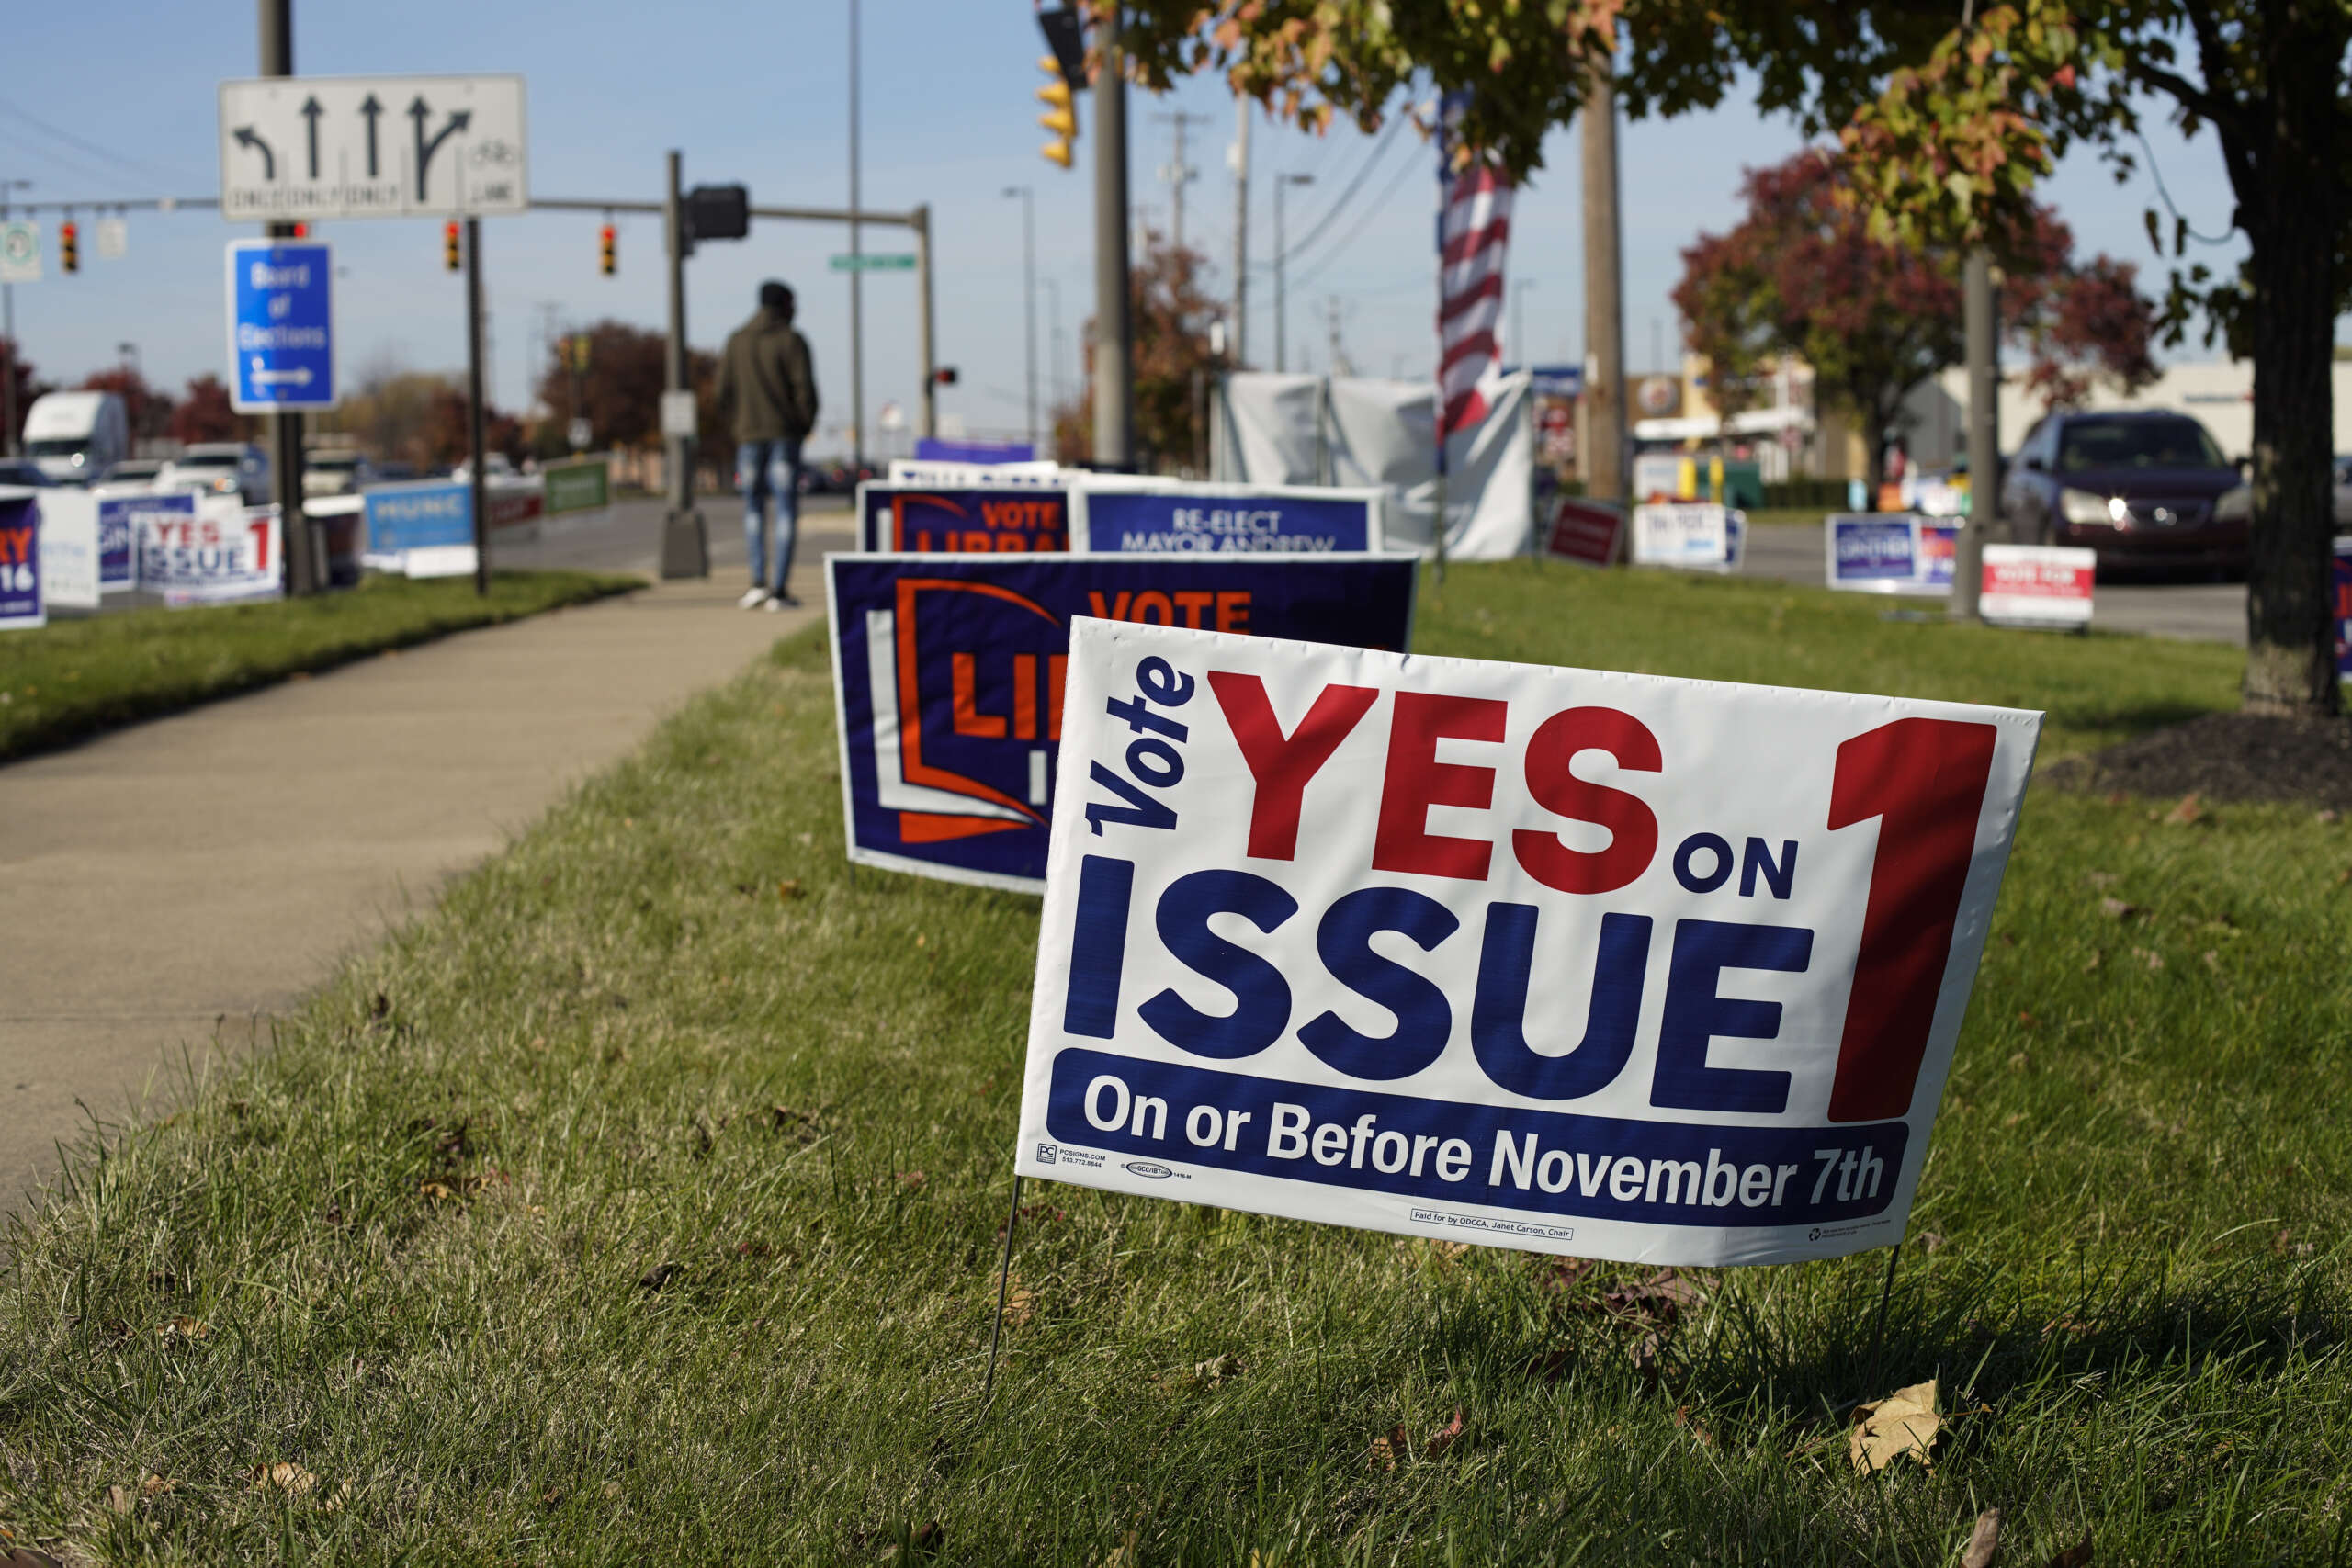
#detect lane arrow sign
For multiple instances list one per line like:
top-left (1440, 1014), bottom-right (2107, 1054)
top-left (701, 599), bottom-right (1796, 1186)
top-left (250, 362), bottom-right (314, 388)
top-left (232, 125), bottom-right (276, 182)
top-left (300, 96), bottom-right (322, 180)
top-left (358, 94), bottom-right (383, 178)
top-left (408, 97), bottom-right (472, 201)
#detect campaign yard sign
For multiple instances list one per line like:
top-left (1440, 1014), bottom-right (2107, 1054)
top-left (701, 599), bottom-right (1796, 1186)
top-left (1633, 503), bottom-right (1745, 574)
top-left (1544, 498), bottom-right (1624, 568)
top-left (94, 491), bottom-right (150, 592)
top-left (1014, 622), bottom-right (2041, 1266)
top-left (2334, 537), bottom-right (2352, 683)
top-left (856, 483), bottom-right (1070, 553)
top-left (1980, 544), bottom-right (2095, 628)
top-left (0, 491), bottom-right (42, 629)
top-left (1826, 515), bottom-right (1960, 595)
top-left (364, 480), bottom-right (472, 558)
top-left (828, 552), bottom-right (1419, 894)
top-left (141, 499), bottom-right (283, 605)
top-left (34, 489), bottom-right (98, 610)
top-left (1069, 483), bottom-right (1385, 554)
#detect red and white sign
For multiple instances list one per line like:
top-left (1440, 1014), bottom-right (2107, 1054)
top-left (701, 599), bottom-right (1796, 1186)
top-left (1016, 620), bottom-right (2043, 1267)
top-left (1544, 498), bottom-right (1623, 568)
top-left (139, 498), bottom-right (283, 606)
top-left (1980, 544), bottom-right (2094, 628)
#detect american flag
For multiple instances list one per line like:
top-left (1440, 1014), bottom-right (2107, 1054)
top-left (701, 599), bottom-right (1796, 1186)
top-left (1436, 95), bottom-right (1514, 438)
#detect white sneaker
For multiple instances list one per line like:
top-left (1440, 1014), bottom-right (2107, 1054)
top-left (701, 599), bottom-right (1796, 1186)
top-left (737, 587), bottom-right (770, 610)
top-left (762, 593), bottom-right (801, 613)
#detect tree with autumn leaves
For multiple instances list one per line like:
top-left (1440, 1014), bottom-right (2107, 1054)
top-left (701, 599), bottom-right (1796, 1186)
top-left (1119, 0), bottom-right (2352, 713)
top-left (1056, 230), bottom-right (1231, 470)
top-left (1673, 148), bottom-right (2155, 503)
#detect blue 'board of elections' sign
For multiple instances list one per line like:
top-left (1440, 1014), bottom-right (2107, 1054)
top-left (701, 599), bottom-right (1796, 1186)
top-left (1072, 486), bottom-right (1383, 553)
top-left (365, 481), bottom-right (473, 554)
top-left (827, 551), bottom-right (1419, 893)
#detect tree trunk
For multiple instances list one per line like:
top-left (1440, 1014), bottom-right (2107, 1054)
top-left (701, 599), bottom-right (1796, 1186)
top-left (1860, 398), bottom-right (1891, 513)
top-left (2239, 16), bottom-right (2342, 716)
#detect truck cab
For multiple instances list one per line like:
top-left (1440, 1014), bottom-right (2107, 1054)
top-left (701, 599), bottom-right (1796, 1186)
top-left (22, 390), bottom-right (130, 486)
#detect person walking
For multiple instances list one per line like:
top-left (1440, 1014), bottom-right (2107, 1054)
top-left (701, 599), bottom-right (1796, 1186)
top-left (715, 281), bottom-right (820, 609)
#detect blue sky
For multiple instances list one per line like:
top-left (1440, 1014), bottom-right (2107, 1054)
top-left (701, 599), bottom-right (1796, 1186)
top-left (4, 3), bottom-right (2256, 456)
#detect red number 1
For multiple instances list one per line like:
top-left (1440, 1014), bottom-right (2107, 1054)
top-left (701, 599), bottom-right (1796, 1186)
top-left (248, 519), bottom-right (272, 573)
top-left (1826, 716), bottom-right (1998, 1122)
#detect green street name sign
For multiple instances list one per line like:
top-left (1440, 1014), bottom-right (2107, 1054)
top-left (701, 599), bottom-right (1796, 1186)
top-left (829, 253), bottom-right (916, 273)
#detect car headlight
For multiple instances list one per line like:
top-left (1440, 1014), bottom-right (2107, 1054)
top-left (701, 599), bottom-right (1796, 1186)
top-left (2060, 487), bottom-right (2125, 525)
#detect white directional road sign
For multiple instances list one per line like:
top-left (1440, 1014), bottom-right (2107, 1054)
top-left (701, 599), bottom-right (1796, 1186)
top-left (0, 221), bottom-right (40, 283)
top-left (218, 74), bottom-right (527, 221)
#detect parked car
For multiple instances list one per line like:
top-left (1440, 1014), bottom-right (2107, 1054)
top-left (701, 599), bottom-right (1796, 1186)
top-left (99, 457), bottom-right (167, 486)
top-left (0, 458), bottom-right (55, 487)
top-left (21, 390), bottom-right (129, 486)
top-left (302, 448), bottom-right (375, 497)
top-left (373, 459), bottom-right (420, 483)
top-left (2000, 410), bottom-right (2245, 574)
top-left (160, 443), bottom-right (271, 505)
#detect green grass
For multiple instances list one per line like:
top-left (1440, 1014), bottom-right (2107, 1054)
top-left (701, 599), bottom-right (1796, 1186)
top-left (5, 562), bottom-right (2346, 1563)
top-left (0, 570), bottom-right (640, 761)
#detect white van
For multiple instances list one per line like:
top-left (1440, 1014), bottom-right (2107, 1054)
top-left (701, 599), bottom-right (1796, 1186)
top-left (23, 391), bottom-right (129, 486)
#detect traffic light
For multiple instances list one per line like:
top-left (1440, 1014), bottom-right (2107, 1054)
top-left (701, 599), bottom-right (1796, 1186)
top-left (933, 367), bottom-right (960, 386)
top-left (290, 222), bottom-right (310, 239)
top-left (1037, 56), bottom-right (1078, 169)
top-left (685, 185), bottom-right (750, 243)
top-left (444, 220), bottom-right (461, 272)
top-left (568, 334), bottom-right (592, 374)
top-left (599, 223), bottom-right (616, 276)
top-left (59, 220), bottom-right (77, 274)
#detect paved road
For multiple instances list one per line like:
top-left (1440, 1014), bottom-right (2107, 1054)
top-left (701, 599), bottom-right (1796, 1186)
top-left (1740, 523), bottom-right (2247, 645)
top-left (1, 493), bottom-right (852, 1208)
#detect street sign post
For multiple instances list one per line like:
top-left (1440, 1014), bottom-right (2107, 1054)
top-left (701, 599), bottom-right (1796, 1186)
top-left (225, 239), bottom-right (336, 413)
top-left (829, 252), bottom-right (915, 272)
top-left (217, 74), bottom-right (527, 221)
top-left (0, 221), bottom-right (40, 283)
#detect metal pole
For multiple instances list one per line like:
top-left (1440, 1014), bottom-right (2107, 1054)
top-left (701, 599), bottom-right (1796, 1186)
top-left (1091, 5), bottom-right (1133, 468)
top-left (914, 203), bottom-right (936, 441)
top-left (1579, 63), bottom-right (1626, 504)
top-left (0, 181), bottom-right (17, 459)
top-left (259, 0), bottom-right (313, 595)
top-left (1044, 276), bottom-right (1063, 413)
top-left (1230, 101), bottom-right (1249, 367)
top-left (848, 0), bottom-right (865, 474)
top-left (659, 148), bottom-right (706, 577)
top-left (1274, 175), bottom-right (1287, 373)
top-left (1955, 247), bottom-right (1996, 620)
top-left (465, 216), bottom-right (489, 597)
top-left (1008, 186), bottom-right (1036, 452)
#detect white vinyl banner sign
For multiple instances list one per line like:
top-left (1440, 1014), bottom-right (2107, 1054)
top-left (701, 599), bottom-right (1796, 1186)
top-left (1633, 503), bottom-right (1746, 574)
top-left (1015, 622), bottom-right (2041, 1266)
top-left (141, 499), bottom-right (284, 606)
top-left (36, 488), bottom-right (99, 610)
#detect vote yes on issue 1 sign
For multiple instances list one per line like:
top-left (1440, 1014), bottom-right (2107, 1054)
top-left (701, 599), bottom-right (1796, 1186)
top-left (1016, 624), bottom-right (2041, 1266)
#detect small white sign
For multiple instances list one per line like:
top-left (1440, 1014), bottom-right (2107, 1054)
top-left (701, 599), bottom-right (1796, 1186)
top-left (95, 218), bottom-right (128, 260)
top-left (660, 389), bottom-right (697, 438)
top-left (1980, 544), bottom-right (2095, 628)
top-left (1632, 502), bottom-right (1745, 575)
top-left (567, 416), bottom-right (592, 452)
top-left (218, 74), bottom-right (528, 222)
top-left (0, 220), bottom-right (40, 284)
top-left (36, 489), bottom-right (99, 610)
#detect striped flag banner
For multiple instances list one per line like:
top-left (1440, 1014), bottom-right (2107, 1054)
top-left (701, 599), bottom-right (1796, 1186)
top-left (1436, 94), bottom-right (1514, 441)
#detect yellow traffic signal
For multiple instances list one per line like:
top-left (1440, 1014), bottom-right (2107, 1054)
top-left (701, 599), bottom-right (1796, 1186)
top-left (1037, 56), bottom-right (1077, 169)
top-left (598, 223), bottom-right (616, 276)
top-left (444, 220), bottom-right (461, 272)
top-left (59, 220), bottom-right (77, 274)
top-left (568, 333), bottom-right (592, 374)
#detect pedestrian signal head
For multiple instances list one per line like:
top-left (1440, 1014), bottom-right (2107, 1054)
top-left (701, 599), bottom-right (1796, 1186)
top-left (59, 221), bottom-right (77, 274)
top-left (1037, 57), bottom-right (1077, 170)
top-left (598, 223), bottom-right (616, 276)
top-left (444, 220), bottom-right (461, 273)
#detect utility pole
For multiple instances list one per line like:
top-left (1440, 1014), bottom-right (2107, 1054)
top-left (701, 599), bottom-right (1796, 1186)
top-left (1154, 109), bottom-right (1206, 252)
top-left (1579, 63), bottom-right (1626, 504)
top-left (1273, 172), bottom-right (1312, 373)
top-left (1955, 248), bottom-right (1996, 621)
top-left (0, 179), bottom-right (26, 457)
top-left (659, 148), bottom-right (706, 577)
top-left (1005, 185), bottom-right (1037, 451)
top-left (1044, 276), bottom-right (1064, 412)
top-left (1091, 4), bottom-right (1134, 468)
top-left (1325, 296), bottom-right (1351, 378)
top-left (848, 0), bottom-right (865, 474)
top-left (465, 217), bottom-right (489, 596)
top-left (1229, 101), bottom-right (1249, 367)
top-left (257, 0), bottom-right (315, 595)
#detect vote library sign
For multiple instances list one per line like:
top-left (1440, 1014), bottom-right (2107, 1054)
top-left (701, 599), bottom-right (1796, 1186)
top-left (1015, 624), bottom-right (2041, 1266)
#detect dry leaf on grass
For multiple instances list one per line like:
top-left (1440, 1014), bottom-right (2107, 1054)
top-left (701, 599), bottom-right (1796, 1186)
top-left (1848, 1380), bottom-right (1939, 1472)
top-left (1423, 1408), bottom-right (1466, 1458)
top-left (1366, 1425), bottom-right (1408, 1472)
top-left (1961, 1507), bottom-right (2002, 1568)
top-left (1188, 1354), bottom-right (1244, 1389)
top-left (417, 1180), bottom-right (454, 1202)
top-left (1534, 1255), bottom-right (1596, 1294)
top-left (2047, 1531), bottom-right (2093, 1568)
top-left (777, 879), bottom-right (804, 900)
top-left (2099, 897), bottom-right (2137, 920)
top-left (1671, 1404), bottom-right (1716, 1448)
top-left (1001, 1287), bottom-right (1038, 1328)
top-left (156, 1315), bottom-right (210, 1341)
top-left (2, 1549), bottom-right (65, 1568)
top-left (140, 1473), bottom-right (175, 1497)
top-left (894, 1169), bottom-right (927, 1190)
top-left (250, 1461), bottom-right (317, 1495)
top-left (2164, 793), bottom-right (2203, 825)
top-left (638, 1262), bottom-right (684, 1292)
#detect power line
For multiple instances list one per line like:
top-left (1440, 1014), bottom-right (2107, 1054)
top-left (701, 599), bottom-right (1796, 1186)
top-left (0, 100), bottom-right (202, 191)
top-left (1285, 148), bottom-right (1425, 295)
top-left (1274, 112), bottom-right (1411, 265)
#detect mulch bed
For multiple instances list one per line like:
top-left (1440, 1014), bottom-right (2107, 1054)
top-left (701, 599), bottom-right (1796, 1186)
top-left (2041, 711), bottom-right (2352, 812)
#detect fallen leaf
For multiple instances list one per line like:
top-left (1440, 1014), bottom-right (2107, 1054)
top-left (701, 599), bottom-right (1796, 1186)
top-left (140, 1473), bottom-right (175, 1497)
top-left (1848, 1379), bottom-right (1939, 1472)
top-left (1367, 1425), bottom-right (1407, 1472)
top-left (637, 1262), bottom-right (683, 1292)
top-left (1535, 1255), bottom-right (1595, 1294)
top-left (2082, 949), bottom-right (2103, 973)
top-left (418, 1180), bottom-right (454, 1201)
top-left (1917, 1232), bottom-right (1946, 1254)
top-left (2016, 1010), bottom-right (2038, 1028)
top-left (895, 1169), bottom-right (927, 1190)
top-left (2320, 809), bottom-right (2340, 824)
top-left (2, 1550), bottom-right (64, 1568)
top-left (1100, 1529), bottom-right (1136, 1567)
top-left (2164, 793), bottom-right (2203, 825)
top-left (2007, 1051), bottom-right (2030, 1071)
top-left (250, 1461), bottom-right (318, 1495)
top-left (2134, 947), bottom-right (2165, 971)
top-left (2047, 1531), bottom-right (2092, 1568)
top-left (2099, 897), bottom-right (2137, 920)
top-left (1961, 1507), bottom-right (2002, 1568)
top-left (2002, 1111), bottom-right (2026, 1129)
top-left (1424, 1407), bottom-right (1467, 1457)
top-left (915, 932), bottom-right (927, 948)
top-left (1428, 1239), bottom-right (1470, 1264)
top-left (106, 1484), bottom-right (133, 1514)
top-left (1593, 1269), bottom-right (1702, 1325)
top-left (1001, 1287), bottom-right (1038, 1328)
top-left (156, 1316), bottom-right (210, 1341)
top-left (776, 879), bottom-right (803, 900)
top-left (2202, 950), bottom-right (2220, 970)
top-left (1670, 1404), bottom-right (1716, 1447)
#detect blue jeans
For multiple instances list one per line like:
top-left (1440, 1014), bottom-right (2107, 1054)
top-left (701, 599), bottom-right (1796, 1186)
top-left (738, 438), bottom-right (803, 592)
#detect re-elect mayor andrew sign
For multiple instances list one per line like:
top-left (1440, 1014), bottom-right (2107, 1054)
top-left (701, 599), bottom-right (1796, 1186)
top-left (1015, 623), bottom-right (2041, 1266)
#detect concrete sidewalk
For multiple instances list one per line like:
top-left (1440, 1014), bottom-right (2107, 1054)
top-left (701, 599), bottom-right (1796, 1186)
top-left (1, 523), bottom-right (848, 1205)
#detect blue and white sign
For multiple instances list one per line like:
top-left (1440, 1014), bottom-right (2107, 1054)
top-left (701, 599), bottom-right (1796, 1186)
top-left (103, 491), bottom-right (191, 593)
top-left (828, 551), bottom-right (1419, 894)
top-left (1070, 482), bottom-right (1384, 554)
top-left (225, 239), bottom-right (336, 413)
top-left (140, 497), bottom-right (282, 606)
top-left (1014, 621), bottom-right (2043, 1266)
top-left (364, 481), bottom-right (471, 554)
top-left (1632, 502), bottom-right (1745, 574)
top-left (1826, 515), bottom-right (1959, 596)
top-left (0, 491), bottom-right (44, 629)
